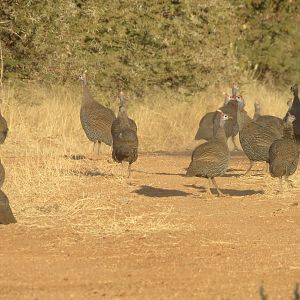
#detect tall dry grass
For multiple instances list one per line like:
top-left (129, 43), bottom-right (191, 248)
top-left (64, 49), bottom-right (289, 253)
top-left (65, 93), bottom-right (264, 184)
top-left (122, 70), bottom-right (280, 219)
top-left (0, 79), bottom-right (291, 155)
top-left (0, 79), bottom-right (292, 237)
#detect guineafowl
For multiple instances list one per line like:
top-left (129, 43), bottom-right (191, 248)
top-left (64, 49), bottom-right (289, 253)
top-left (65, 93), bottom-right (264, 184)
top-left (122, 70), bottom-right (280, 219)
top-left (195, 83), bottom-right (239, 142)
top-left (223, 82), bottom-right (239, 105)
top-left (111, 92), bottom-right (138, 178)
top-left (111, 92), bottom-right (137, 138)
top-left (252, 101), bottom-right (284, 135)
top-left (0, 111), bottom-right (8, 144)
top-left (194, 83), bottom-right (242, 151)
top-left (284, 84), bottom-right (300, 144)
top-left (187, 110), bottom-right (230, 197)
top-left (0, 190), bottom-right (16, 225)
top-left (79, 71), bottom-right (116, 154)
top-left (238, 96), bottom-right (284, 175)
top-left (269, 113), bottom-right (299, 192)
top-left (220, 95), bottom-right (244, 151)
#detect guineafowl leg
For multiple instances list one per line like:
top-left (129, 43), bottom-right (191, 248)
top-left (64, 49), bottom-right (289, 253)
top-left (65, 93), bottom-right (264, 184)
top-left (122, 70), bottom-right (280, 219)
top-left (231, 136), bottom-right (239, 151)
top-left (244, 160), bottom-right (254, 176)
top-left (92, 142), bottom-right (96, 153)
top-left (207, 178), bottom-right (214, 196)
top-left (264, 162), bottom-right (269, 174)
top-left (128, 163), bottom-right (132, 179)
top-left (97, 142), bottom-right (101, 155)
top-left (211, 178), bottom-right (225, 197)
top-left (284, 176), bottom-right (295, 188)
top-left (278, 177), bottom-right (283, 193)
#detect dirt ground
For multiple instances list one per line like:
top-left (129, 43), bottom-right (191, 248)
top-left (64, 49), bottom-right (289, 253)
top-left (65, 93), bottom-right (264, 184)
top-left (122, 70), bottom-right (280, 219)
top-left (1, 151), bottom-right (299, 300)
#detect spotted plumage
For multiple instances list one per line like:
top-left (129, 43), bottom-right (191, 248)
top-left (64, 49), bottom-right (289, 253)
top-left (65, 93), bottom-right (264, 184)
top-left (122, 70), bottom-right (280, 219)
top-left (79, 72), bottom-right (116, 153)
top-left (187, 111), bottom-right (230, 197)
top-left (269, 114), bottom-right (299, 192)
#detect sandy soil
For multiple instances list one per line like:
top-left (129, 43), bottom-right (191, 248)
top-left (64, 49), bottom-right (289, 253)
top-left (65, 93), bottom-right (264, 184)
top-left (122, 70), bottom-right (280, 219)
top-left (0, 152), bottom-right (299, 300)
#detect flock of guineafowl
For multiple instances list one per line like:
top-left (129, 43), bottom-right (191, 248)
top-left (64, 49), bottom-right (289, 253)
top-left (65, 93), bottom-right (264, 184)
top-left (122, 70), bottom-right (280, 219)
top-left (0, 72), bottom-right (300, 224)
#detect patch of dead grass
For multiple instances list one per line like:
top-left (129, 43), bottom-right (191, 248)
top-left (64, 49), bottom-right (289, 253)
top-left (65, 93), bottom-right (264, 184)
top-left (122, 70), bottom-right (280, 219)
top-left (0, 79), bottom-right (292, 237)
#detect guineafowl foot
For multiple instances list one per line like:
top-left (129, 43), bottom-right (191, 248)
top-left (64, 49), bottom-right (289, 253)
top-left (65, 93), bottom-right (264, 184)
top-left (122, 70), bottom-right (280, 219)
top-left (243, 160), bottom-right (254, 176)
top-left (231, 136), bottom-right (239, 151)
top-left (216, 190), bottom-right (226, 197)
top-left (211, 178), bottom-right (226, 197)
top-left (285, 178), bottom-right (295, 189)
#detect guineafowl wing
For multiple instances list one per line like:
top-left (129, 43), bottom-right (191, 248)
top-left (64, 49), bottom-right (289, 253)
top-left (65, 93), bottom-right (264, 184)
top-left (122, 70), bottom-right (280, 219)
top-left (269, 139), bottom-right (299, 177)
top-left (240, 122), bottom-right (282, 162)
top-left (187, 141), bottom-right (229, 177)
top-left (80, 102), bottom-right (116, 146)
top-left (195, 112), bottom-right (216, 140)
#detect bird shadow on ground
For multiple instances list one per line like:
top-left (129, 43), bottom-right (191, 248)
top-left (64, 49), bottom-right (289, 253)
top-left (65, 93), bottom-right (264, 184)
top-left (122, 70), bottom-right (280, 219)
top-left (185, 184), bottom-right (264, 196)
top-left (68, 169), bottom-right (113, 177)
top-left (133, 185), bottom-right (191, 197)
top-left (134, 169), bottom-right (185, 177)
top-left (222, 171), bottom-right (265, 178)
top-left (63, 154), bottom-right (107, 162)
top-left (221, 173), bottom-right (240, 178)
top-left (227, 168), bottom-right (245, 172)
top-left (64, 154), bottom-right (87, 160)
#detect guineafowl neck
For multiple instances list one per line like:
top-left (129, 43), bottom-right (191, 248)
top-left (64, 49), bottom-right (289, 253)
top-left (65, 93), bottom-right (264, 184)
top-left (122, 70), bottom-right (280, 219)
top-left (118, 110), bottom-right (130, 128)
top-left (283, 124), bottom-right (295, 140)
top-left (82, 84), bottom-right (94, 105)
top-left (213, 127), bottom-right (227, 144)
top-left (237, 109), bottom-right (252, 130)
top-left (253, 111), bottom-right (260, 121)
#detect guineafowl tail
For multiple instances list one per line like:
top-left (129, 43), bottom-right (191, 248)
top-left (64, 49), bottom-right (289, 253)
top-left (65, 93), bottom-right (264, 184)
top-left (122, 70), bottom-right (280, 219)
top-left (194, 128), bottom-right (203, 140)
top-left (186, 162), bottom-right (198, 177)
top-left (0, 191), bottom-right (17, 225)
top-left (2, 206), bottom-right (17, 224)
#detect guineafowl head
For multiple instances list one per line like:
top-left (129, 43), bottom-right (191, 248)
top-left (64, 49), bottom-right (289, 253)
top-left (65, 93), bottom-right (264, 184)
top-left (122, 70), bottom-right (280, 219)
top-left (290, 84), bottom-right (298, 97)
top-left (119, 91), bottom-right (126, 108)
top-left (286, 113), bottom-right (296, 124)
top-left (236, 95), bottom-right (245, 110)
top-left (232, 82), bottom-right (239, 97)
top-left (216, 110), bottom-right (230, 128)
top-left (287, 98), bottom-right (293, 110)
top-left (79, 71), bottom-right (88, 86)
top-left (223, 93), bottom-right (230, 105)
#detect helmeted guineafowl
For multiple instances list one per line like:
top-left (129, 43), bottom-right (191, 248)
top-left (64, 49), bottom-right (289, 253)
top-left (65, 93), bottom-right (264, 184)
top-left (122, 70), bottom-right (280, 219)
top-left (111, 92), bottom-right (138, 178)
top-left (194, 83), bottom-right (243, 151)
top-left (0, 111), bottom-right (8, 144)
top-left (111, 92), bottom-right (137, 138)
top-left (187, 110), bottom-right (231, 197)
top-left (269, 113), bottom-right (299, 192)
top-left (238, 96), bottom-right (284, 176)
top-left (284, 84), bottom-right (300, 144)
top-left (79, 71), bottom-right (116, 154)
top-left (0, 190), bottom-right (16, 225)
top-left (252, 101), bottom-right (284, 135)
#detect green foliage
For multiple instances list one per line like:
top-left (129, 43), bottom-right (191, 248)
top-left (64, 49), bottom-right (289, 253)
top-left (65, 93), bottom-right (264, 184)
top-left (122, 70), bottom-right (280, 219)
top-left (233, 0), bottom-right (300, 84)
top-left (0, 0), bottom-right (239, 94)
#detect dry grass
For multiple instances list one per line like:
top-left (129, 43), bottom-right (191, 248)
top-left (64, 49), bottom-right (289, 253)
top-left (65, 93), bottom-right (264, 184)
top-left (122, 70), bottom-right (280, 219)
top-left (0, 79), bottom-right (291, 155)
top-left (0, 79), bottom-right (292, 236)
